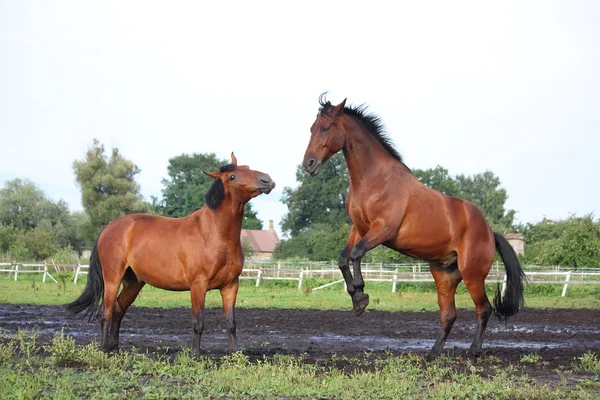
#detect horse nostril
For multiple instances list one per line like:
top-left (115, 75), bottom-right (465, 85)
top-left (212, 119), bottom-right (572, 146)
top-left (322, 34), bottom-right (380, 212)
top-left (260, 178), bottom-right (270, 184)
top-left (307, 159), bottom-right (315, 168)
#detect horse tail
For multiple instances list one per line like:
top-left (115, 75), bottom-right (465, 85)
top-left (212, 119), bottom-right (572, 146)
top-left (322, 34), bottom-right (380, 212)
top-left (492, 232), bottom-right (526, 322)
top-left (67, 241), bottom-right (104, 321)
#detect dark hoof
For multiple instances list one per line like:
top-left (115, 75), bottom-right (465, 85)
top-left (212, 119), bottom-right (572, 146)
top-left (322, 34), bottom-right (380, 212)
top-left (426, 350), bottom-right (440, 362)
top-left (352, 292), bottom-right (369, 316)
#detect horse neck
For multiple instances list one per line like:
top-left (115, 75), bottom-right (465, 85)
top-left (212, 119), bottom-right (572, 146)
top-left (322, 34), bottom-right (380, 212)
top-left (208, 198), bottom-right (245, 241)
top-left (341, 118), bottom-right (399, 186)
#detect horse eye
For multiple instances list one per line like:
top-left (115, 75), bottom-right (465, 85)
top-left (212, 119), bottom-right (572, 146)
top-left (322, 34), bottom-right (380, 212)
top-left (230, 174), bottom-right (236, 180)
top-left (322, 126), bottom-right (330, 132)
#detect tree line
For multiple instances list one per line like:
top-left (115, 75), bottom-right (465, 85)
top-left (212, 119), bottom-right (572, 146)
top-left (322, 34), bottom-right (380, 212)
top-left (275, 153), bottom-right (600, 268)
top-left (1, 141), bottom-right (598, 268)
top-left (0, 140), bottom-right (262, 263)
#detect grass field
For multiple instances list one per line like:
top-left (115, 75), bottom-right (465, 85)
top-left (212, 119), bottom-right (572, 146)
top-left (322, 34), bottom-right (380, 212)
top-left (2, 274), bottom-right (600, 399)
top-left (1, 274), bottom-right (600, 311)
top-left (1, 330), bottom-right (599, 399)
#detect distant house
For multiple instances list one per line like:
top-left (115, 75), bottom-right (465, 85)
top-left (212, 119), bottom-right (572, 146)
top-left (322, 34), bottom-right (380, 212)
top-left (240, 220), bottom-right (280, 259)
top-left (505, 233), bottom-right (525, 256)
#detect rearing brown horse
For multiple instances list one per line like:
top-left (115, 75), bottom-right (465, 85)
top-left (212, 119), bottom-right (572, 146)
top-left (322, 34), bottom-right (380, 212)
top-left (67, 153), bottom-right (275, 354)
top-left (303, 95), bottom-right (524, 359)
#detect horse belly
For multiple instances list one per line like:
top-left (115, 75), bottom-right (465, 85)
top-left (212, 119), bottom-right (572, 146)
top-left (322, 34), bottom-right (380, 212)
top-left (128, 254), bottom-right (191, 291)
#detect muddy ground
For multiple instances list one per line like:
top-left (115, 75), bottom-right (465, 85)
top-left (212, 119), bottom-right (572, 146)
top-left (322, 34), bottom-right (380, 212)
top-left (1, 304), bottom-right (599, 381)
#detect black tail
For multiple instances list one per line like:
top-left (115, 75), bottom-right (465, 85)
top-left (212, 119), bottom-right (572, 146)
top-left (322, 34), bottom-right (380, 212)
top-left (492, 232), bottom-right (526, 322)
top-left (67, 242), bottom-right (104, 320)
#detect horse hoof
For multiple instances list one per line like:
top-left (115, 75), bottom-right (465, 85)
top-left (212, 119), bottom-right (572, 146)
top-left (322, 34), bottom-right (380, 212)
top-left (425, 352), bottom-right (438, 362)
top-left (352, 293), bottom-right (369, 316)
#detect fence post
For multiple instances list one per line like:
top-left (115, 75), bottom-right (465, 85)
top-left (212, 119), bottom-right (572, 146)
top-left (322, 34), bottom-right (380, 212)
top-left (255, 269), bottom-right (262, 288)
top-left (561, 271), bottom-right (572, 297)
top-left (42, 262), bottom-right (47, 283)
top-left (501, 274), bottom-right (507, 297)
top-left (14, 263), bottom-right (19, 281)
top-left (74, 263), bottom-right (81, 283)
top-left (298, 269), bottom-right (304, 290)
top-left (277, 261), bottom-right (281, 278)
top-left (392, 273), bottom-right (397, 293)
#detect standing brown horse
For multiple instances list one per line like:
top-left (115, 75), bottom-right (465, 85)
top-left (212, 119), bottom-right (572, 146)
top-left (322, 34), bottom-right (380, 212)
top-left (67, 153), bottom-right (275, 354)
top-left (303, 95), bottom-right (524, 359)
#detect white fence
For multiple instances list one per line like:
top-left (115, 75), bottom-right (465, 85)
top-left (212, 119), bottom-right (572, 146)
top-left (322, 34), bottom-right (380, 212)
top-left (0, 261), bottom-right (89, 283)
top-left (2, 260), bottom-right (600, 297)
top-left (239, 266), bottom-right (600, 297)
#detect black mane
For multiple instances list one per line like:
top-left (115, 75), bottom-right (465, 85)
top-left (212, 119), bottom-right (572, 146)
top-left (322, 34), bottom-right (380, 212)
top-left (205, 180), bottom-right (225, 209)
top-left (204, 164), bottom-right (236, 209)
top-left (318, 94), bottom-right (406, 165)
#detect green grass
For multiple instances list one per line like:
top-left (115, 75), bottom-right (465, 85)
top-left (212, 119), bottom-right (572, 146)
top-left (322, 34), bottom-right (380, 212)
top-left (1, 274), bottom-right (600, 311)
top-left (0, 330), bottom-right (597, 399)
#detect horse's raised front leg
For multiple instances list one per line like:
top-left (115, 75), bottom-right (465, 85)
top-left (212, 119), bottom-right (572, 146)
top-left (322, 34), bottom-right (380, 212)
top-left (220, 279), bottom-right (239, 353)
top-left (190, 280), bottom-right (208, 355)
top-left (349, 221), bottom-right (393, 316)
top-left (339, 226), bottom-right (361, 301)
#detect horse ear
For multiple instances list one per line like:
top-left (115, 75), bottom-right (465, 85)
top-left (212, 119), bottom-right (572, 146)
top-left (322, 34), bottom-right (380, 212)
top-left (203, 171), bottom-right (220, 180)
top-left (333, 98), bottom-right (347, 116)
top-left (231, 152), bottom-right (238, 165)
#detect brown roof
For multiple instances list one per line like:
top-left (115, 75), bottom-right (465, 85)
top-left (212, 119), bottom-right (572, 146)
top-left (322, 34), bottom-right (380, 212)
top-left (240, 229), bottom-right (280, 253)
top-left (505, 233), bottom-right (524, 240)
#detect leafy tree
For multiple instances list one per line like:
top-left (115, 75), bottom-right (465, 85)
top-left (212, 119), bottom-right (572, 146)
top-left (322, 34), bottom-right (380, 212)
top-left (413, 165), bottom-right (458, 196)
top-left (0, 178), bottom-right (70, 231)
top-left (280, 153), bottom-right (350, 237)
top-left (73, 139), bottom-right (149, 241)
top-left (0, 178), bottom-right (82, 259)
top-left (159, 152), bottom-right (263, 229)
top-left (274, 224), bottom-right (351, 261)
top-left (454, 171), bottom-right (515, 230)
top-left (520, 215), bottom-right (600, 268)
top-left (413, 166), bottom-right (515, 232)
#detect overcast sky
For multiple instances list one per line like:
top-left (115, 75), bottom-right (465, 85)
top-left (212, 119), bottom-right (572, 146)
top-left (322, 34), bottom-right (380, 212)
top-left (1, 1), bottom-right (598, 238)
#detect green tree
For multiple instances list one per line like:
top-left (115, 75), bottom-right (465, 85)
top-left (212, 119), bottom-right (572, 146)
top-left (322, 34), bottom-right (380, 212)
top-left (280, 153), bottom-right (350, 237)
top-left (413, 167), bottom-right (515, 232)
top-left (521, 215), bottom-right (600, 268)
top-left (159, 152), bottom-right (263, 229)
top-left (413, 165), bottom-right (458, 196)
top-left (0, 178), bottom-right (81, 260)
top-left (454, 171), bottom-right (515, 230)
top-left (274, 224), bottom-right (351, 261)
top-left (73, 139), bottom-right (149, 241)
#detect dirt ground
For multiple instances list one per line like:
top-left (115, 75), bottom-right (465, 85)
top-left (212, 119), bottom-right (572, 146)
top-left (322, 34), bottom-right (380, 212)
top-left (1, 304), bottom-right (599, 380)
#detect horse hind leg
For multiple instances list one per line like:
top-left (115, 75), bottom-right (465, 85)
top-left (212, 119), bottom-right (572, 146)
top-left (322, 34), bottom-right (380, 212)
top-left (428, 263), bottom-right (462, 360)
top-left (99, 256), bottom-right (128, 353)
top-left (463, 273), bottom-right (493, 356)
top-left (108, 268), bottom-right (145, 352)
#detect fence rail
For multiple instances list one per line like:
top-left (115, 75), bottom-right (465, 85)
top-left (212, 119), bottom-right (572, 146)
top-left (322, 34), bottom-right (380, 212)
top-left (2, 260), bottom-right (600, 297)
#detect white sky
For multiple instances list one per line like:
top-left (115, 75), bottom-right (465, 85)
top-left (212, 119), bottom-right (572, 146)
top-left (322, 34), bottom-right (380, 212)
top-left (1, 1), bottom-right (598, 238)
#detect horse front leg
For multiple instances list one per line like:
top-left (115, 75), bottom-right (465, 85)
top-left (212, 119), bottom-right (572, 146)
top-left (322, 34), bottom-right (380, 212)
top-left (339, 226), bottom-right (361, 300)
top-left (220, 279), bottom-right (239, 353)
top-left (190, 280), bottom-right (208, 355)
top-left (349, 222), bottom-right (393, 316)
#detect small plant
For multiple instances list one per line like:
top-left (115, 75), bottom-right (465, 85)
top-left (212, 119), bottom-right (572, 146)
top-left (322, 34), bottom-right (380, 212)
top-left (15, 330), bottom-right (39, 358)
top-left (574, 352), bottom-right (600, 375)
top-left (0, 340), bottom-right (16, 364)
top-left (220, 350), bottom-right (249, 368)
top-left (44, 330), bottom-right (78, 363)
top-left (520, 353), bottom-right (542, 363)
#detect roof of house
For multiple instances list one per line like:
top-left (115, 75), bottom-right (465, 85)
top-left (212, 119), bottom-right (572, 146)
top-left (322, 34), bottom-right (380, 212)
top-left (240, 229), bottom-right (280, 253)
top-left (505, 233), bottom-right (524, 240)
